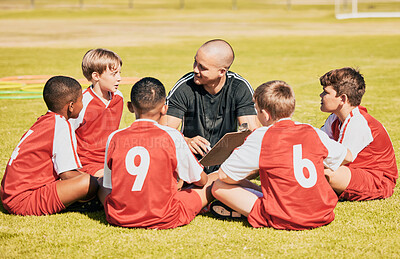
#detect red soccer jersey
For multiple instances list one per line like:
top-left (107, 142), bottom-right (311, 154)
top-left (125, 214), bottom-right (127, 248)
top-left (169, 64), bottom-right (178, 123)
top-left (321, 106), bottom-right (398, 195)
top-left (69, 87), bottom-right (123, 174)
top-left (221, 119), bottom-right (347, 230)
top-left (103, 119), bottom-right (204, 229)
top-left (1, 112), bottom-right (81, 212)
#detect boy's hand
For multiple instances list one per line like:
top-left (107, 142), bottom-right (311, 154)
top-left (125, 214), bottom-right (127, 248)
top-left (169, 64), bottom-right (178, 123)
top-left (185, 136), bottom-right (211, 156)
top-left (177, 179), bottom-right (184, 191)
top-left (342, 149), bottom-right (353, 165)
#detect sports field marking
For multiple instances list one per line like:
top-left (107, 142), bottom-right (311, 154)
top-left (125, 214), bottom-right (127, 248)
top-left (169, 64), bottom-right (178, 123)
top-left (0, 75), bottom-right (140, 99)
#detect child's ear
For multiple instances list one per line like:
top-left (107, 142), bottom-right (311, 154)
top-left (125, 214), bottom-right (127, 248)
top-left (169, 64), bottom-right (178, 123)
top-left (68, 101), bottom-right (74, 113)
top-left (91, 71), bottom-right (100, 81)
top-left (161, 104), bottom-right (168, 115)
top-left (261, 109), bottom-right (270, 121)
top-left (340, 94), bottom-right (348, 104)
top-left (127, 101), bottom-right (135, 113)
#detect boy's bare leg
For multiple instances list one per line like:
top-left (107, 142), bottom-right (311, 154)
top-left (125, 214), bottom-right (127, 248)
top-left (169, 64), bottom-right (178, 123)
top-left (324, 166), bottom-right (351, 195)
top-left (56, 174), bottom-right (99, 207)
top-left (212, 179), bottom-right (259, 217)
top-left (189, 172), bottom-right (219, 207)
top-left (237, 178), bottom-right (262, 193)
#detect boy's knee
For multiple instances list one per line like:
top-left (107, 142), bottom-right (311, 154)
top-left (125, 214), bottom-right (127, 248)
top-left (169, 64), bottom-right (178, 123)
top-left (75, 174), bottom-right (99, 197)
top-left (87, 175), bottom-right (99, 195)
top-left (211, 180), bottom-right (219, 197)
top-left (324, 168), bottom-right (334, 184)
top-left (324, 166), bottom-right (351, 194)
top-left (211, 179), bottom-right (225, 198)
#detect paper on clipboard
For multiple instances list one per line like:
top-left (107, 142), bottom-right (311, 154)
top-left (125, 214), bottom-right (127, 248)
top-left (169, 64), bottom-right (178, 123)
top-left (199, 130), bottom-right (252, 167)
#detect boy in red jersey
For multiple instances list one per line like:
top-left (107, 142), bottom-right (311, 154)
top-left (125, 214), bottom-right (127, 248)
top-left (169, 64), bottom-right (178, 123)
top-left (1, 76), bottom-right (98, 216)
top-left (69, 48), bottom-right (123, 177)
top-left (211, 80), bottom-right (352, 230)
top-left (98, 77), bottom-right (214, 229)
top-left (320, 67), bottom-right (398, 201)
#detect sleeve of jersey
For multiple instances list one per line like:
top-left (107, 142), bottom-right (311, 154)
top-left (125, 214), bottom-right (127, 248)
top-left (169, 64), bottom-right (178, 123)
top-left (340, 116), bottom-right (373, 161)
top-left (168, 128), bottom-right (203, 183)
top-left (314, 127), bottom-right (347, 171)
top-left (166, 78), bottom-right (190, 120)
top-left (220, 128), bottom-right (265, 181)
top-left (103, 132), bottom-right (117, 189)
top-left (52, 117), bottom-right (82, 174)
top-left (234, 77), bottom-right (257, 117)
top-left (68, 90), bottom-right (89, 131)
top-left (320, 114), bottom-right (335, 139)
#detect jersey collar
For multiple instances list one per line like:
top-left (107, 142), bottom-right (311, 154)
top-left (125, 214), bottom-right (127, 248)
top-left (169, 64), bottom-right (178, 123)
top-left (89, 85), bottom-right (112, 106)
top-left (134, 118), bottom-right (158, 124)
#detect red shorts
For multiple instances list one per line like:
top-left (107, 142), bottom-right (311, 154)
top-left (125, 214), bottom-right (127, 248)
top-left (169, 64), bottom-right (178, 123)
top-left (248, 198), bottom-right (270, 228)
top-left (80, 163), bottom-right (103, 176)
top-left (172, 189), bottom-right (203, 227)
top-left (339, 168), bottom-right (396, 201)
top-left (105, 188), bottom-right (202, 229)
top-left (5, 181), bottom-right (65, 216)
top-left (248, 197), bottom-right (335, 230)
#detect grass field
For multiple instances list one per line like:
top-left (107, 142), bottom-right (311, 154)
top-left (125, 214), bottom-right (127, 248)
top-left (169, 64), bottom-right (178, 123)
top-left (1, 2), bottom-right (400, 258)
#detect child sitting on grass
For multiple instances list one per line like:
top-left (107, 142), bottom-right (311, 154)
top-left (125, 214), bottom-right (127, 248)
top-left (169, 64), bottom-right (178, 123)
top-left (319, 67), bottom-right (398, 201)
top-left (69, 48), bottom-right (124, 177)
top-left (1, 76), bottom-right (98, 216)
top-left (98, 77), bottom-right (215, 229)
top-left (211, 80), bottom-right (352, 230)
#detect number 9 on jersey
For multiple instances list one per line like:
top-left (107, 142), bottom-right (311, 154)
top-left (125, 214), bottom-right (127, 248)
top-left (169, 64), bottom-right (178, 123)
top-left (125, 146), bottom-right (150, 191)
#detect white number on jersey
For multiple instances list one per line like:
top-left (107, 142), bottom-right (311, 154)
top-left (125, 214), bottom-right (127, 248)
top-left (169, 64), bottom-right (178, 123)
top-left (293, 144), bottom-right (317, 188)
top-left (8, 130), bottom-right (34, 166)
top-left (125, 146), bottom-right (150, 191)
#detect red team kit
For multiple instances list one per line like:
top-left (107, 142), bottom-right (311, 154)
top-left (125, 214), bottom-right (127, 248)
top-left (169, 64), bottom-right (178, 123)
top-left (70, 87), bottom-right (124, 176)
top-left (0, 56), bottom-right (398, 231)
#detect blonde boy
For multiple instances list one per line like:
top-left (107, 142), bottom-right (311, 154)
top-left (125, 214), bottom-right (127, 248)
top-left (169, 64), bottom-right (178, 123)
top-left (211, 80), bottom-right (352, 230)
top-left (70, 48), bottom-right (123, 177)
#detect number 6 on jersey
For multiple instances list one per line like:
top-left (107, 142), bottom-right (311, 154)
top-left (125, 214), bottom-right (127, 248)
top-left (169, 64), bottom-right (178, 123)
top-left (125, 146), bottom-right (150, 191)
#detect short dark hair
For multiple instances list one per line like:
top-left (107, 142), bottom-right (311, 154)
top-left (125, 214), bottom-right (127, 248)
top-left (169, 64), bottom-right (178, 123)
top-left (254, 80), bottom-right (295, 121)
top-left (130, 77), bottom-right (166, 113)
top-left (319, 67), bottom-right (365, 106)
top-left (43, 76), bottom-right (82, 113)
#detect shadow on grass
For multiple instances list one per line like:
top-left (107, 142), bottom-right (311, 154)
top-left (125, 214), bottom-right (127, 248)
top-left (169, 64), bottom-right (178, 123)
top-left (200, 211), bottom-right (252, 228)
top-left (0, 201), bottom-right (9, 214)
top-left (61, 208), bottom-right (110, 225)
top-left (66, 208), bottom-right (253, 228)
top-left (83, 210), bottom-right (109, 225)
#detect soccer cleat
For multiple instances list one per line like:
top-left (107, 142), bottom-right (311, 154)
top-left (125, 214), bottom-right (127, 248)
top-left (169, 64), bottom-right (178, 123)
top-left (210, 200), bottom-right (244, 220)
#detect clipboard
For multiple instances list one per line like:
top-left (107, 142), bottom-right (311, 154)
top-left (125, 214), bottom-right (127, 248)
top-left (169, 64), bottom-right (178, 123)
top-left (199, 130), bottom-right (252, 167)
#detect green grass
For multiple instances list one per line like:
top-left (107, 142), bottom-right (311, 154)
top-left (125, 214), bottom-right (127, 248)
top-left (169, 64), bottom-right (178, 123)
top-left (1, 4), bottom-right (400, 258)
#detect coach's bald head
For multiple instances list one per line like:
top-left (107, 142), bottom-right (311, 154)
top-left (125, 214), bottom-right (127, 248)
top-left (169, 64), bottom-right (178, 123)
top-left (199, 39), bottom-right (235, 69)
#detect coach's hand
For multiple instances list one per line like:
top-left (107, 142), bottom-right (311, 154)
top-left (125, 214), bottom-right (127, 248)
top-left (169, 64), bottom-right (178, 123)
top-left (185, 136), bottom-right (210, 156)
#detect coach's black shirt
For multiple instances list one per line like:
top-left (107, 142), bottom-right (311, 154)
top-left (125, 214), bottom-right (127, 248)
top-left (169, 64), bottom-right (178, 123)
top-left (166, 71), bottom-right (256, 171)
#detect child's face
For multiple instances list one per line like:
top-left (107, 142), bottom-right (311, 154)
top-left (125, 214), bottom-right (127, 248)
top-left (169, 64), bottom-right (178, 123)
top-left (319, 85), bottom-right (341, 113)
top-left (98, 64), bottom-right (121, 93)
